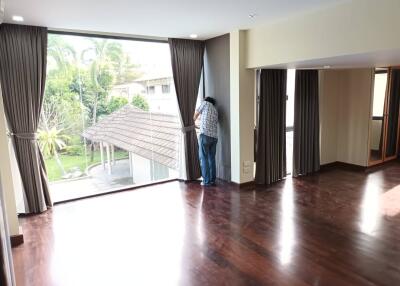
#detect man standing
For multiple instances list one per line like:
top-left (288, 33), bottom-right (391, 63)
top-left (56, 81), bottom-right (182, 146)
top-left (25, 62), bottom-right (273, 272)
top-left (193, 97), bottom-right (218, 186)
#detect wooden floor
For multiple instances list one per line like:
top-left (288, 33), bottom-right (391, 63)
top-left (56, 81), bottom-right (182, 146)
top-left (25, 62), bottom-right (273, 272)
top-left (12, 163), bottom-right (400, 286)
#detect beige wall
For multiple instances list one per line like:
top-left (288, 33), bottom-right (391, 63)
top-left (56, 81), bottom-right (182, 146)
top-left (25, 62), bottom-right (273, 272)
top-left (320, 69), bottom-right (373, 166)
top-left (0, 87), bottom-right (21, 236)
top-left (246, 0), bottom-right (400, 68)
top-left (319, 70), bottom-right (341, 164)
top-left (230, 30), bottom-right (255, 183)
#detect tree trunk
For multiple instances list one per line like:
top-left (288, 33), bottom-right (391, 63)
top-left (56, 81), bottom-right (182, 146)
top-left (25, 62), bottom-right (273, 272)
top-left (90, 93), bottom-right (99, 162)
top-left (54, 150), bottom-right (66, 176)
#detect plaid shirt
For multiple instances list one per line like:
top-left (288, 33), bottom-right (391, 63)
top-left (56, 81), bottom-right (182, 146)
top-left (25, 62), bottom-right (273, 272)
top-left (196, 101), bottom-right (218, 138)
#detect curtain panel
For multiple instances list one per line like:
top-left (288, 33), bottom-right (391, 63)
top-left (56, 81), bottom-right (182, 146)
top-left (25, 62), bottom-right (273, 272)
top-left (386, 68), bottom-right (400, 157)
top-left (255, 69), bottom-right (287, 185)
top-left (293, 70), bottom-right (320, 177)
top-left (0, 24), bottom-right (52, 213)
top-left (169, 38), bottom-right (204, 180)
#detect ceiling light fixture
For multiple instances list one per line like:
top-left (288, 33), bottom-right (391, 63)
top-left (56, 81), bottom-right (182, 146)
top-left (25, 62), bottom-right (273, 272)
top-left (189, 34), bottom-right (198, 39)
top-left (12, 15), bottom-right (24, 22)
top-left (323, 65), bottom-right (331, 69)
top-left (249, 13), bottom-right (257, 19)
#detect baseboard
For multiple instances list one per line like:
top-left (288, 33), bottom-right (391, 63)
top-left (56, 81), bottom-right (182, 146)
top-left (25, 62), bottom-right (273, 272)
top-left (10, 234), bottom-right (24, 247)
top-left (320, 161), bottom-right (367, 172)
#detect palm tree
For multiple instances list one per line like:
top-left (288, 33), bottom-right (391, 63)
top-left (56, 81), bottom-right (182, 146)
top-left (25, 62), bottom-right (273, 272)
top-left (47, 35), bottom-right (76, 74)
top-left (38, 127), bottom-right (70, 176)
top-left (81, 39), bottom-right (125, 161)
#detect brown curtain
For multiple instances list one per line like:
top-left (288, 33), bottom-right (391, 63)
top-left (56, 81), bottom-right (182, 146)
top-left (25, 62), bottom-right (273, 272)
top-left (386, 68), bottom-right (400, 157)
top-left (0, 24), bottom-right (52, 213)
top-left (255, 69), bottom-right (287, 185)
top-left (293, 70), bottom-right (320, 177)
top-left (169, 38), bottom-right (204, 180)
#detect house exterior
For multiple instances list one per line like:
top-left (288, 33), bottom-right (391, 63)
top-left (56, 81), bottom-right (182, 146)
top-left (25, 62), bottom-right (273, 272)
top-left (134, 74), bottom-right (179, 114)
top-left (82, 105), bottom-right (181, 184)
top-left (109, 82), bottom-right (146, 102)
top-left (110, 74), bottom-right (179, 114)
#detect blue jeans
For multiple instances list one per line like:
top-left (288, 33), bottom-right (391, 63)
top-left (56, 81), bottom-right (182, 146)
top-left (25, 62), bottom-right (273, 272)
top-left (199, 134), bottom-right (218, 185)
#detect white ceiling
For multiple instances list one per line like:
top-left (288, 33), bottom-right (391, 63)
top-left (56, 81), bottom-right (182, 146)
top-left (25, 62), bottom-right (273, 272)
top-left (266, 49), bottom-right (400, 70)
top-left (3, 0), bottom-right (345, 40)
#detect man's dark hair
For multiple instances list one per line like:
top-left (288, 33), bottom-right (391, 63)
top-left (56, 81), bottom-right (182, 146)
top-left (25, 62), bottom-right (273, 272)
top-left (204, 97), bottom-right (216, 105)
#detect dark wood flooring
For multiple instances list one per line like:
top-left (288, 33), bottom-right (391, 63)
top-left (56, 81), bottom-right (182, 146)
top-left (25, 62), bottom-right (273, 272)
top-left (12, 163), bottom-right (400, 286)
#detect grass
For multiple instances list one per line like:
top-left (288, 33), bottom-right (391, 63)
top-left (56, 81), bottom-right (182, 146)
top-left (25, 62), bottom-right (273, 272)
top-left (45, 149), bottom-right (128, 182)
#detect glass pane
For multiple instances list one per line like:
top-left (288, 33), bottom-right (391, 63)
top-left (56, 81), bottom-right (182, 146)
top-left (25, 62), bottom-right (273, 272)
top-left (373, 73), bottom-right (387, 117)
top-left (41, 34), bottom-right (181, 202)
top-left (370, 71), bottom-right (387, 162)
top-left (286, 69), bottom-right (296, 127)
top-left (286, 130), bottom-right (293, 175)
top-left (286, 69), bottom-right (295, 174)
top-left (386, 69), bottom-right (400, 157)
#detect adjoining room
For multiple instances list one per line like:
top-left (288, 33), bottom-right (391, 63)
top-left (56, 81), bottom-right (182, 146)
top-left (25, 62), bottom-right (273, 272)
top-left (1, 0), bottom-right (400, 285)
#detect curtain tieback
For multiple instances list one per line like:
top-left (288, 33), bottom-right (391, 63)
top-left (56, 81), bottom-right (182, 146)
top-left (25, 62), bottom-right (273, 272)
top-left (11, 132), bottom-right (37, 140)
top-left (181, 125), bottom-right (196, 133)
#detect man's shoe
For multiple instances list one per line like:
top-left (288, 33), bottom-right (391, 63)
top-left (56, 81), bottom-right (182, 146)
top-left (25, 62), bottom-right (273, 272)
top-left (201, 182), bottom-right (210, 186)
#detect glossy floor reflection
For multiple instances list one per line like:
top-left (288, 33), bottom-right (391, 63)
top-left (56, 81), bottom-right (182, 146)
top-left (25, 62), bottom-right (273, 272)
top-left (12, 163), bottom-right (400, 286)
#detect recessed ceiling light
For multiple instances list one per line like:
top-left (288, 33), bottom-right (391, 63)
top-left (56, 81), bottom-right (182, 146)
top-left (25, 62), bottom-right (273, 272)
top-left (189, 34), bottom-right (198, 39)
top-left (323, 65), bottom-right (331, 69)
top-left (249, 13), bottom-right (257, 19)
top-left (12, 15), bottom-right (24, 22)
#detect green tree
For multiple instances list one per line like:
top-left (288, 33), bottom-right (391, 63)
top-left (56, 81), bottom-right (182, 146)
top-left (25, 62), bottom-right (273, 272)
top-left (47, 35), bottom-right (76, 74)
top-left (131, 94), bottom-right (149, 111)
top-left (81, 39), bottom-right (130, 161)
top-left (38, 127), bottom-right (70, 176)
top-left (114, 54), bottom-right (142, 85)
top-left (42, 35), bottom-right (82, 137)
top-left (107, 96), bottom-right (129, 114)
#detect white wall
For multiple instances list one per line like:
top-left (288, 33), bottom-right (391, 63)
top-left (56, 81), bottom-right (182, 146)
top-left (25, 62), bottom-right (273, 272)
top-left (230, 30), bottom-right (255, 184)
top-left (246, 0), bottom-right (400, 69)
top-left (0, 87), bottom-right (21, 236)
top-left (320, 69), bottom-right (373, 166)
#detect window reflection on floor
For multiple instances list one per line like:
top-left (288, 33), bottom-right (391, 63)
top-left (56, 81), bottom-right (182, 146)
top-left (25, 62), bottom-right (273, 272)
top-left (381, 185), bottom-right (400, 217)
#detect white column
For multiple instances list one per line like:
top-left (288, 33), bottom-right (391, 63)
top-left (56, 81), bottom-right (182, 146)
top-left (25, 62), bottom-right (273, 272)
top-left (0, 88), bottom-right (21, 235)
top-left (129, 152), bottom-right (133, 176)
top-left (100, 142), bottom-right (105, 170)
top-left (130, 152), bottom-right (135, 184)
top-left (230, 30), bottom-right (255, 184)
top-left (111, 145), bottom-right (115, 165)
top-left (106, 143), bottom-right (112, 175)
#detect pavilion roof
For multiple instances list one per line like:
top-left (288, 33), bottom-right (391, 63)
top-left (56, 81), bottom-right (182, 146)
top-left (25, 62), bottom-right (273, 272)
top-left (82, 105), bottom-right (181, 170)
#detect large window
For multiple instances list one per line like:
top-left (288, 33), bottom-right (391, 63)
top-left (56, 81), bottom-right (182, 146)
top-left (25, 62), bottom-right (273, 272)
top-left (41, 33), bottom-right (181, 202)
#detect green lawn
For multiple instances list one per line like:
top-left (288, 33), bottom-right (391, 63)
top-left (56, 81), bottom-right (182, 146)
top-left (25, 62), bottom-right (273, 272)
top-left (45, 150), bottom-right (128, 182)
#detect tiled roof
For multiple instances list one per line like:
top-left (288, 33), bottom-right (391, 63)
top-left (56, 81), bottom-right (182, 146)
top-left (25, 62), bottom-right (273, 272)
top-left (82, 105), bottom-right (181, 170)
